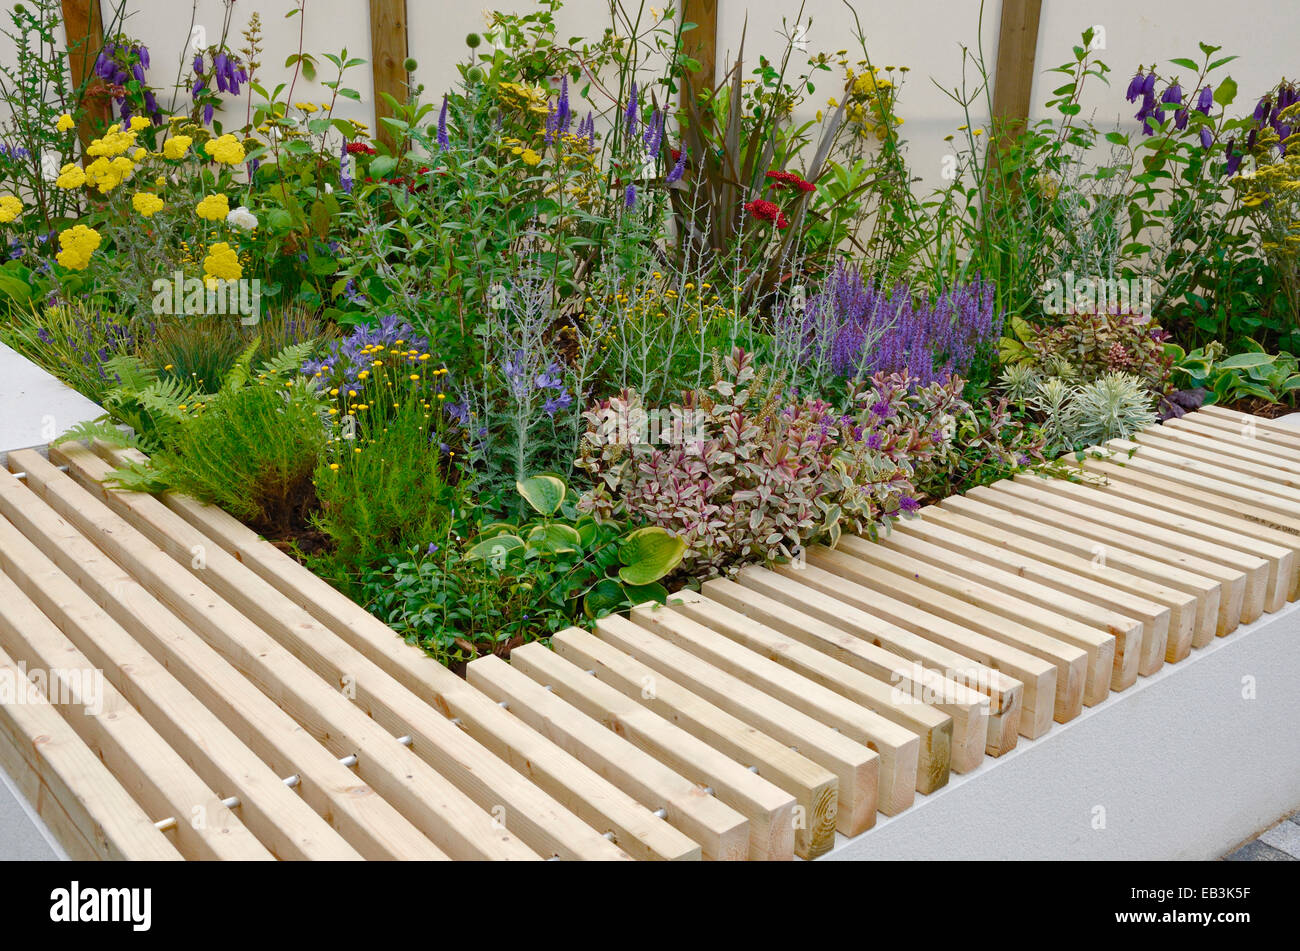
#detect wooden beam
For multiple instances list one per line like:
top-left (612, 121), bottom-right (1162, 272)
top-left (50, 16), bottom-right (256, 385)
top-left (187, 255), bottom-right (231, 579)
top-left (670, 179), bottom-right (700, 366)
top-left (990, 0), bottom-right (1042, 150)
top-left (60, 0), bottom-right (110, 146)
top-left (368, 0), bottom-right (409, 152)
top-left (680, 0), bottom-right (718, 109)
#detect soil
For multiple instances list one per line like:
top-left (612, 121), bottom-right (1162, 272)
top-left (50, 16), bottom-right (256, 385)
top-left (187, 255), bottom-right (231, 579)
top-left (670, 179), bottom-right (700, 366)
top-left (1220, 397), bottom-right (1297, 420)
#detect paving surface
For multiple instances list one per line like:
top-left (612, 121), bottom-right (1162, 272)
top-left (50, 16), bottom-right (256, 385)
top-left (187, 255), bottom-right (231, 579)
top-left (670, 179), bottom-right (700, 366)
top-left (1223, 811), bottom-right (1300, 861)
top-left (0, 340), bottom-right (106, 467)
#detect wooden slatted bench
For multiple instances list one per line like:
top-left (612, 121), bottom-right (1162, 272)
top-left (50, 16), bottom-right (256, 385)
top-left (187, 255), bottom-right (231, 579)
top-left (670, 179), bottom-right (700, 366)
top-left (0, 408), bottom-right (1295, 860)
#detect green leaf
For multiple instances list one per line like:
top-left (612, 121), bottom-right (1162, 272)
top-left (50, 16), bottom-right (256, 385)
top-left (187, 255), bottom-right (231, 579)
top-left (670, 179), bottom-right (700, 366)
top-left (525, 522), bottom-right (582, 555)
top-left (1169, 58), bottom-right (1200, 70)
top-left (583, 578), bottom-right (628, 619)
top-left (1214, 76), bottom-right (1238, 107)
top-left (620, 582), bottom-right (669, 608)
top-left (464, 534), bottom-right (524, 562)
top-left (516, 475), bottom-right (566, 516)
top-left (617, 527), bottom-right (685, 586)
top-left (1217, 352), bottom-right (1274, 370)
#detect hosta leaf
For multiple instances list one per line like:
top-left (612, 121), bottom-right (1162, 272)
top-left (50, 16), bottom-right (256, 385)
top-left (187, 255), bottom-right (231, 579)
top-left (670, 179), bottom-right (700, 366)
top-left (525, 522), bottom-right (582, 555)
top-left (583, 578), bottom-right (628, 619)
top-left (617, 527), bottom-right (686, 585)
top-left (463, 534), bottom-right (524, 563)
top-left (517, 475), bottom-right (566, 516)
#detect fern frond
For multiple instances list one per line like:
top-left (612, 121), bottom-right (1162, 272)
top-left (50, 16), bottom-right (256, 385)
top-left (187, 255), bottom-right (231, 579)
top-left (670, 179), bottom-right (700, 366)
top-left (258, 341), bottom-right (315, 382)
top-left (52, 418), bottom-right (135, 449)
top-left (221, 337), bottom-right (263, 394)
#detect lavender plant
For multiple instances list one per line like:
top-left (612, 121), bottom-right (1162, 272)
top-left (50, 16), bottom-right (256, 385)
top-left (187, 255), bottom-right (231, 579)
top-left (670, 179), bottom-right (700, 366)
top-left (772, 262), bottom-right (1002, 392)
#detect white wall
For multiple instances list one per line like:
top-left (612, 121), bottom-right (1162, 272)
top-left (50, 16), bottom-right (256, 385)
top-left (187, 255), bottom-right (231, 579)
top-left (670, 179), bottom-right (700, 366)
top-left (3, 1), bottom-right (1298, 192)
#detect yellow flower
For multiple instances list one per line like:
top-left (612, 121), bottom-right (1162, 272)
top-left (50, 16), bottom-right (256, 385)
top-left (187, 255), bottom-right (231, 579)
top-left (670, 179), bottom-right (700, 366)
top-left (84, 155), bottom-right (132, 193)
top-left (85, 127), bottom-right (136, 158)
top-left (195, 193), bottom-right (230, 221)
top-left (55, 113), bottom-right (75, 133)
top-left (0, 194), bottom-right (22, 223)
top-left (55, 224), bottom-right (101, 270)
top-left (521, 148), bottom-right (541, 166)
top-left (202, 241), bottom-right (242, 282)
top-left (132, 192), bottom-right (165, 217)
top-left (294, 102), bottom-right (318, 113)
top-left (204, 134), bottom-right (245, 165)
top-left (163, 135), bottom-right (192, 159)
top-left (129, 115), bottom-right (151, 131)
top-left (54, 163), bottom-right (86, 189)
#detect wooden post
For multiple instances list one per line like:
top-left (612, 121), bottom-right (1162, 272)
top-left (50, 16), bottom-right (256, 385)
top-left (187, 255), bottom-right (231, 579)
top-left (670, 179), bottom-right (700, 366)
top-left (368, 0), bottom-right (409, 152)
top-left (60, 0), bottom-right (110, 146)
top-left (680, 0), bottom-right (718, 110)
top-left (990, 0), bottom-right (1042, 152)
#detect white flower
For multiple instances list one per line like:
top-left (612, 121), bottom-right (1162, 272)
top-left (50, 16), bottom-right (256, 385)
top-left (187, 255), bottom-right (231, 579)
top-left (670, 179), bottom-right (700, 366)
top-left (324, 182), bottom-right (333, 194)
top-left (226, 205), bottom-right (259, 231)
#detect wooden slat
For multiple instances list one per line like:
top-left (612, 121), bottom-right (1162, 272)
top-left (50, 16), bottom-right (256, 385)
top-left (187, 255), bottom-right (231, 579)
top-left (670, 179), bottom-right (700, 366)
top-left (1175, 408), bottom-right (1300, 455)
top-left (989, 478), bottom-right (1264, 626)
top-left (961, 484), bottom-right (1230, 643)
top-left (90, 447), bottom-right (677, 859)
top-left (806, 545), bottom-right (1088, 723)
top-left (892, 512), bottom-right (1170, 676)
top-left (0, 643), bottom-right (183, 861)
top-left (0, 511), bottom-right (360, 861)
top-left (514, 628), bottom-right (832, 857)
top-left (511, 639), bottom-right (798, 860)
top-left (1196, 405), bottom-right (1300, 450)
top-left (739, 565), bottom-right (1030, 749)
top-left (1080, 447), bottom-right (1300, 538)
top-left (837, 535), bottom-right (1123, 696)
top-left (0, 571), bottom-right (272, 861)
top-left (537, 631), bottom-right (840, 857)
top-left (590, 616), bottom-right (884, 830)
top-left (1107, 438), bottom-right (1300, 510)
top-left (701, 577), bottom-right (991, 774)
top-left (50, 445), bottom-right (624, 862)
top-left (1019, 471), bottom-right (1294, 614)
top-left (17, 449), bottom-right (536, 861)
top-left (1068, 456), bottom-right (1300, 602)
top-left (1160, 417), bottom-right (1300, 472)
top-left (0, 468), bottom-right (448, 861)
top-left (468, 657), bottom-right (734, 861)
top-left (631, 601), bottom-right (928, 807)
top-left (668, 591), bottom-right (957, 785)
top-left (936, 494), bottom-right (1204, 658)
top-left (1134, 427), bottom-right (1300, 490)
top-left (368, 0), bottom-right (409, 151)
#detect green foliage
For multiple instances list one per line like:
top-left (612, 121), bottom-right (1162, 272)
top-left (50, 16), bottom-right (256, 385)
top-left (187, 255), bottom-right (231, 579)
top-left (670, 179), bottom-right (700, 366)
top-left (1169, 340), bottom-right (1300, 406)
top-left (312, 396), bottom-right (453, 566)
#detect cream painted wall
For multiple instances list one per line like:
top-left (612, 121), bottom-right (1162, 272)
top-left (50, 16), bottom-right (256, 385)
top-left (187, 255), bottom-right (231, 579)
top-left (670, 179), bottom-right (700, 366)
top-left (2, 0), bottom-right (1297, 193)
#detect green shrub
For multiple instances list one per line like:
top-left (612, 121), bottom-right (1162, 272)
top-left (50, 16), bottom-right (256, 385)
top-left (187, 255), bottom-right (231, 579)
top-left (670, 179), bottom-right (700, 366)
top-left (161, 381), bottom-right (326, 534)
top-left (312, 396), bottom-right (453, 567)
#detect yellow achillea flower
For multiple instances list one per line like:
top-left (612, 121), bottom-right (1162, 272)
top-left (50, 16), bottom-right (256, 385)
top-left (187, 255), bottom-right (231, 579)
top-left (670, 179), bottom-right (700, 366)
top-left (86, 126), bottom-right (137, 158)
top-left (55, 113), bottom-right (75, 132)
top-left (521, 148), bottom-right (541, 166)
top-left (54, 163), bottom-right (87, 189)
top-left (163, 135), bottom-right (192, 159)
top-left (84, 155), bottom-right (134, 193)
top-left (294, 102), bottom-right (318, 113)
top-left (132, 192), bottom-right (164, 217)
top-left (202, 241), bottom-right (242, 281)
top-left (129, 115), bottom-right (151, 131)
top-left (195, 193), bottom-right (230, 221)
top-left (204, 134), bottom-right (245, 165)
top-left (0, 194), bottom-right (22, 223)
top-left (55, 224), bottom-right (101, 270)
